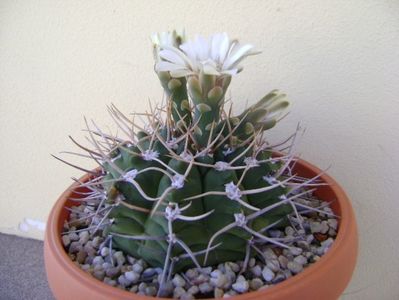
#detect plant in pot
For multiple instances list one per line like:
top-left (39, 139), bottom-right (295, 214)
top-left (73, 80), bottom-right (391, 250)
top-left (45, 30), bottom-right (358, 300)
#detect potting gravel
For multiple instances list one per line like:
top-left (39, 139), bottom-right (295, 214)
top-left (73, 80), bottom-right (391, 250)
top-left (62, 196), bottom-right (338, 299)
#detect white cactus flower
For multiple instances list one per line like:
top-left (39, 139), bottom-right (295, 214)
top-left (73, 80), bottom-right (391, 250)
top-left (152, 30), bottom-right (186, 62)
top-left (155, 32), bottom-right (260, 77)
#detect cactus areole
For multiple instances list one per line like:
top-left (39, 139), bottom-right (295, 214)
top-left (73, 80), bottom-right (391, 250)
top-left (51, 31), bottom-right (357, 297)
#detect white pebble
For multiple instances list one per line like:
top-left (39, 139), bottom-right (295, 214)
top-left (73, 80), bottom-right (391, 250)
top-left (321, 238), bottom-right (334, 250)
top-left (185, 269), bottom-right (198, 280)
top-left (113, 251), bottom-right (126, 266)
top-left (173, 286), bottom-right (186, 298)
top-left (294, 255), bottom-right (307, 265)
top-left (287, 261), bottom-right (303, 274)
top-left (226, 262), bottom-right (240, 273)
top-left (250, 265), bottom-right (262, 277)
top-left (100, 247), bottom-right (110, 257)
top-left (210, 273), bottom-right (228, 288)
top-left (310, 221), bottom-right (322, 233)
top-left (180, 292), bottom-right (194, 300)
top-left (285, 226), bottom-right (295, 236)
top-left (79, 231), bottom-right (90, 245)
top-left (62, 235), bottom-right (71, 247)
top-left (172, 274), bottom-right (186, 287)
top-left (187, 285), bottom-right (199, 295)
top-left (262, 266), bottom-right (275, 282)
top-left (132, 263), bottom-right (143, 274)
top-left (232, 276), bottom-right (249, 293)
top-left (320, 221), bottom-right (329, 234)
top-left (263, 248), bottom-right (277, 260)
top-left (198, 282), bottom-right (213, 293)
top-left (92, 256), bottom-right (104, 265)
top-left (328, 219), bottom-right (338, 230)
top-left (266, 259), bottom-right (280, 272)
top-left (290, 247), bottom-right (303, 256)
top-left (117, 274), bottom-right (131, 287)
top-left (125, 271), bottom-right (139, 284)
top-left (68, 232), bottom-right (79, 241)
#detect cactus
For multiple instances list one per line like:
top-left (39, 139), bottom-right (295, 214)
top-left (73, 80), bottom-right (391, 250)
top-left (61, 31), bottom-right (325, 296)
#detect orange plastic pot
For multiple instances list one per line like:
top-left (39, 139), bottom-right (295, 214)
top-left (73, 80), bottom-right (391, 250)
top-left (44, 157), bottom-right (358, 300)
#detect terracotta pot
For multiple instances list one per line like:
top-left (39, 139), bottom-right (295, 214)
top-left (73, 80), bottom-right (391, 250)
top-left (44, 157), bottom-right (358, 300)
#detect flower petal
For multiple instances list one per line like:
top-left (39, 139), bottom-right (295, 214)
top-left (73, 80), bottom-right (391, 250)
top-left (156, 61), bottom-right (185, 72)
top-left (159, 49), bottom-right (186, 65)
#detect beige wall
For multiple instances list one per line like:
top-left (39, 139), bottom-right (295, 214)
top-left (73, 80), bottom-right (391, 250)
top-left (1, 0), bottom-right (398, 298)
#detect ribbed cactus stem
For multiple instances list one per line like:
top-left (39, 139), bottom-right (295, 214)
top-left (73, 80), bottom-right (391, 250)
top-left (188, 74), bottom-right (231, 149)
top-left (157, 71), bottom-right (192, 127)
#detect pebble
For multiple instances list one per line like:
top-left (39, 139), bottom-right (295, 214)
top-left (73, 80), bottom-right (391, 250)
top-left (103, 277), bottom-right (116, 287)
top-left (79, 231), bottom-right (90, 245)
top-left (278, 255), bottom-right (289, 269)
top-left (105, 266), bottom-right (120, 278)
top-left (142, 268), bottom-right (157, 278)
top-left (185, 269), bottom-right (198, 280)
top-left (93, 270), bottom-right (105, 280)
top-left (328, 219), bottom-right (338, 230)
top-left (266, 259), bottom-right (280, 272)
top-left (263, 248), bottom-right (277, 260)
top-left (138, 282), bottom-right (147, 292)
top-left (268, 229), bottom-right (283, 238)
top-left (172, 274), bottom-right (186, 287)
top-left (214, 287), bottom-right (224, 298)
top-left (180, 293), bottom-right (194, 300)
top-left (210, 271), bottom-right (228, 288)
top-left (226, 262), bottom-right (240, 273)
top-left (290, 246), bottom-right (303, 256)
top-left (173, 287), bottom-right (186, 298)
top-left (145, 286), bottom-right (157, 296)
top-left (294, 255), bottom-right (307, 266)
top-left (132, 263), bottom-right (143, 274)
top-left (125, 271), bottom-right (139, 284)
top-left (64, 197), bottom-right (339, 298)
top-left (320, 221), bottom-right (329, 234)
top-left (91, 236), bottom-right (102, 248)
top-left (198, 282), bottom-right (213, 294)
top-left (232, 276), bottom-right (249, 293)
top-left (310, 221), bottom-right (323, 233)
top-left (76, 250), bottom-right (87, 264)
top-left (69, 241), bottom-right (82, 254)
top-left (287, 261), bottom-right (303, 274)
top-left (250, 265), bottom-right (262, 277)
top-left (187, 285), bottom-right (199, 295)
top-left (68, 232), bottom-right (79, 241)
top-left (272, 272), bottom-right (286, 284)
top-left (117, 274), bottom-right (131, 287)
top-left (92, 256), bottom-right (104, 265)
top-left (285, 226), bottom-right (295, 236)
top-left (100, 247), bottom-right (110, 257)
top-left (249, 278), bottom-right (263, 290)
top-left (297, 240), bottom-right (310, 250)
top-left (321, 238), bottom-right (334, 251)
top-left (62, 235), bottom-right (71, 247)
top-left (262, 266), bottom-right (275, 282)
top-left (248, 258), bottom-right (256, 268)
top-left (113, 251), bottom-right (126, 266)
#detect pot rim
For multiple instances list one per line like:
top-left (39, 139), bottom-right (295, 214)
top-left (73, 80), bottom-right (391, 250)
top-left (45, 156), bottom-right (357, 300)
